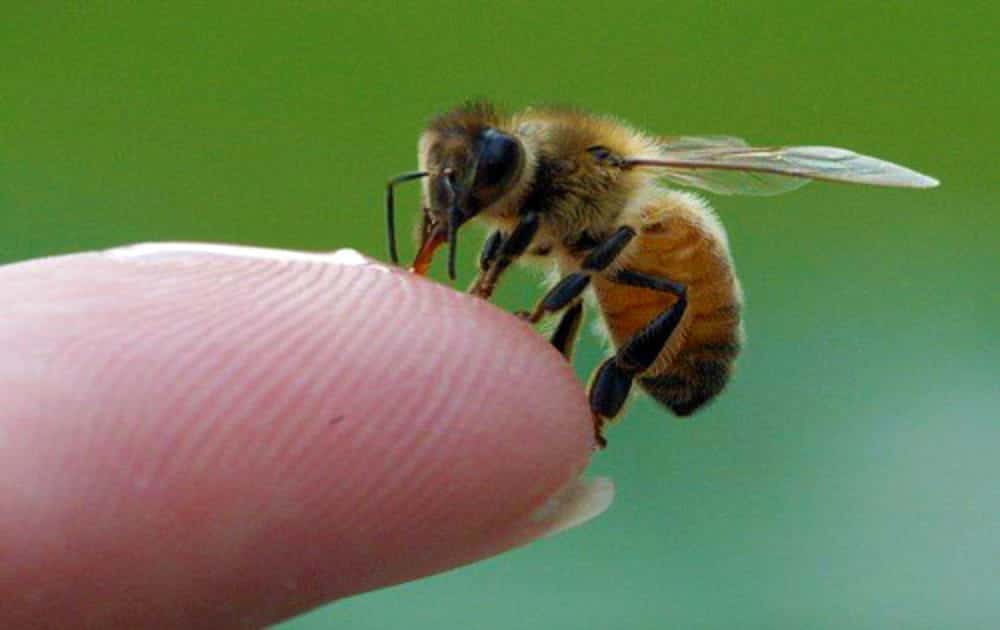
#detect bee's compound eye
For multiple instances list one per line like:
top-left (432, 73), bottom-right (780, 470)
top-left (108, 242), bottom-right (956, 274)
top-left (587, 145), bottom-right (613, 161)
top-left (475, 128), bottom-right (522, 190)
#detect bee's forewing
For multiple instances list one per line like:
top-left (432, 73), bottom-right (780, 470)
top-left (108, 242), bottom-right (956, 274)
top-left (642, 138), bottom-right (939, 196)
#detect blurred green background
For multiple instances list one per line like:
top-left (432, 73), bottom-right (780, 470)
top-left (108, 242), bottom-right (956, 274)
top-left (3, 2), bottom-right (997, 628)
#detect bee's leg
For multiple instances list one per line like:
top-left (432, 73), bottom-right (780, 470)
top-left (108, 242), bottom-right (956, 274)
top-left (467, 230), bottom-right (505, 295)
top-left (469, 212), bottom-right (540, 299)
top-left (479, 230), bottom-right (505, 272)
top-left (520, 226), bottom-right (636, 323)
top-left (589, 268), bottom-right (687, 448)
top-left (549, 301), bottom-right (584, 359)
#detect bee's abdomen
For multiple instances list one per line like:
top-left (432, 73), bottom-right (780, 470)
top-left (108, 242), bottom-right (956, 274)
top-left (598, 279), bottom-right (745, 416)
top-left (638, 325), bottom-right (742, 416)
top-left (591, 187), bottom-right (747, 417)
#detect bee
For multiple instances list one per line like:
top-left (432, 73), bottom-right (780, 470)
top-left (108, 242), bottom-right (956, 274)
top-left (385, 102), bottom-right (938, 447)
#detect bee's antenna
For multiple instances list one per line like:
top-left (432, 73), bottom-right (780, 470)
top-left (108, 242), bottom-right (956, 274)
top-left (385, 171), bottom-right (428, 264)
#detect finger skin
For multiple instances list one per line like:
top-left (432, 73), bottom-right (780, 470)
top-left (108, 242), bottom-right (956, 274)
top-left (0, 246), bottom-right (594, 629)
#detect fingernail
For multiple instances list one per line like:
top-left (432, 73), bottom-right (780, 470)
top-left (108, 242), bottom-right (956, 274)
top-left (529, 476), bottom-right (614, 538)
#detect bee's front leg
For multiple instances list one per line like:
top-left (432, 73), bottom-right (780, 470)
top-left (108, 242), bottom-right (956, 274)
top-left (468, 213), bottom-right (539, 299)
top-left (468, 230), bottom-right (506, 297)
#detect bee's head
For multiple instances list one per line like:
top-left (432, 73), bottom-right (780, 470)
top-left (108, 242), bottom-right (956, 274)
top-left (427, 127), bottom-right (524, 219)
top-left (384, 103), bottom-right (525, 280)
top-left (415, 126), bottom-right (523, 279)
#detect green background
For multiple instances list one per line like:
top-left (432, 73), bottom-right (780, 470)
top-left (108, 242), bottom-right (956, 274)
top-left (3, 2), bottom-right (997, 628)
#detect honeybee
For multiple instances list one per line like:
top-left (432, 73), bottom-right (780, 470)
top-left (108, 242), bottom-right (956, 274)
top-left (385, 102), bottom-right (938, 447)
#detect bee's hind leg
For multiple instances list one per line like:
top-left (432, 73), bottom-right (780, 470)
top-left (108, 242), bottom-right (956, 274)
top-left (506, 225), bottom-right (639, 447)
top-left (589, 268), bottom-right (687, 448)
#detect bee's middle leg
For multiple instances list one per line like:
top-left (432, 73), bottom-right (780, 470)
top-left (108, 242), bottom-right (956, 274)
top-left (549, 301), bottom-right (585, 359)
top-left (519, 225), bottom-right (637, 323)
top-left (511, 225), bottom-right (635, 361)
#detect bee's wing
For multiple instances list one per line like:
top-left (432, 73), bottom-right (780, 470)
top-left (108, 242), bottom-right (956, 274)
top-left (640, 137), bottom-right (939, 196)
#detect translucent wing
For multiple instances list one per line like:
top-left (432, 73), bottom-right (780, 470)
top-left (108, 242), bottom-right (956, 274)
top-left (659, 135), bottom-right (751, 150)
top-left (638, 137), bottom-right (939, 196)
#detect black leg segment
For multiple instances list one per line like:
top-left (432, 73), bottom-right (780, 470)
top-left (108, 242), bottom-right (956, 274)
top-left (617, 295), bottom-right (688, 373)
top-left (590, 358), bottom-right (634, 420)
top-left (589, 358), bottom-right (636, 448)
top-left (521, 225), bottom-right (637, 323)
top-left (582, 226), bottom-right (636, 271)
top-left (543, 273), bottom-right (591, 311)
top-left (499, 213), bottom-right (540, 258)
top-left (479, 231), bottom-right (505, 272)
top-left (550, 301), bottom-right (584, 358)
top-left (612, 268), bottom-right (685, 295)
top-left (469, 213), bottom-right (539, 298)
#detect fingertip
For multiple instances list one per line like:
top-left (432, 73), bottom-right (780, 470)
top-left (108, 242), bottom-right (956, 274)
top-left (0, 243), bottom-right (603, 627)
